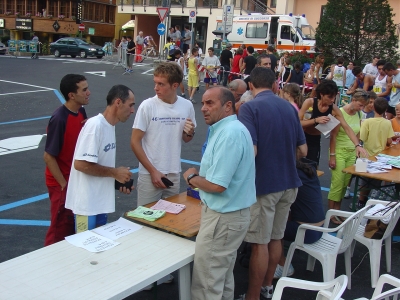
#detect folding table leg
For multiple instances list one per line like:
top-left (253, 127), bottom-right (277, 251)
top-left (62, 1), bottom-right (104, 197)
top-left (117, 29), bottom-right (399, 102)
top-left (351, 176), bottom-right (360, 211)
top-left (179, 263), bottom-right (191, 300)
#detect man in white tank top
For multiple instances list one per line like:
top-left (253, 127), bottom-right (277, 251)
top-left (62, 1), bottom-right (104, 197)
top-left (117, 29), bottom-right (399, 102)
top-left (332, 57), bottom-right (346, 88)
top-left (374, 59), bottom-right (392, 100)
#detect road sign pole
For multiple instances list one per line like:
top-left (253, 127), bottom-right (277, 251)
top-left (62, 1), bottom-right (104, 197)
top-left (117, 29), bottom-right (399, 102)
top-left (222, 5), bottom-right (228, 42)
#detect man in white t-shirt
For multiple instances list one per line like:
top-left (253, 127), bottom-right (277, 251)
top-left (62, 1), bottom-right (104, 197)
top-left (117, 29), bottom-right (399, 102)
top-left (65, 85), bottom-right (135, 233)
top-left (202, 47), bottom-right (221, 90)
top-left (362, 56), bottom-right (380, 78)
top-left (131, 62), bottom-right (196, 206)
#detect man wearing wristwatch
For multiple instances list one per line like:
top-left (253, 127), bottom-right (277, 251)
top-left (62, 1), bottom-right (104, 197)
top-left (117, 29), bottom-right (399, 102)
top-left (183, 87), bottom-right (256, 300)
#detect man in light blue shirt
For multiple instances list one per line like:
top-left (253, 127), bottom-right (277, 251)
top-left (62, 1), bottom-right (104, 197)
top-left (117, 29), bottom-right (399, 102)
top-left (345, 61), bottom-right (356, 89)
top-left (183, 86), bottom-right (256, 300)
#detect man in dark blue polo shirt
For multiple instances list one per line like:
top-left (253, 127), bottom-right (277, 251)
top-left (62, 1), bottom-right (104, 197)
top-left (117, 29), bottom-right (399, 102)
top-left (237, 67), bottom-right (307, 300)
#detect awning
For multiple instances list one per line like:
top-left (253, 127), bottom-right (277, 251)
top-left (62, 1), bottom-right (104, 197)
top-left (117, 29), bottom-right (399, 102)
top-left (122, 20), bottom-right (135, 30)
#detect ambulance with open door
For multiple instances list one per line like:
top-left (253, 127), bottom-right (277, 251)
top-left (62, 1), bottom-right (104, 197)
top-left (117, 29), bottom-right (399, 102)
top-left (215, 13), bottom-right (316, 53)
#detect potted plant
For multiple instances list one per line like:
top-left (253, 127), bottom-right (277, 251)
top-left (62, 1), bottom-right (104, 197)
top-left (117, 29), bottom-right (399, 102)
top-left (71, 15), bottom-right (76, 21)
top-left (15, 12), bottom-right (20, 17)
top-left (5, 11), bottom-right (11, 16)
top-left (25, 12), bottom-right (32, 17)
top-left (58, 14), bottom-right (65, 20)
top-left (47, 14), bottom-right (53, 19)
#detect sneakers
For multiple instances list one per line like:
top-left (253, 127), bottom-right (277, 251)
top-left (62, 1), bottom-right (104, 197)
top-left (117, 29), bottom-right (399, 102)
top-left (273, 264), bottom-right (294, 279)
top-left (190, 98), bottom-right (197, 104)
top-left (260, 285), bottom-right (274, 299)
top-left (141, 274), bottom-right (174, 291)
top-left (344, 187), bottom-right (351, 198)
top-left (235, 285), bottom-right (274, 300)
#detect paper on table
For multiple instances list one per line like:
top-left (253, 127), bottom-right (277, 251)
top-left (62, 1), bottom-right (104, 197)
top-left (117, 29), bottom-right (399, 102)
top-left (151, 199), bottom-right (186, 214)
top-left (92, 217), bottom-right (142, 240)
top-left (315, 114), bottom-right (340, 136)
top-left (65, 231), bottom-right (120, 253)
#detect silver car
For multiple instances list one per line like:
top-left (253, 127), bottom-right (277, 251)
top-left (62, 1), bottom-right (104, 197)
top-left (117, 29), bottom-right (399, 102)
top-left (0, 42), bottom-right (6, 55)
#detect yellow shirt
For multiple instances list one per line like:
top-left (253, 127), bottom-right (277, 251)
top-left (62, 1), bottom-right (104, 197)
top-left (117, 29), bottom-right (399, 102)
top-left (188, 57), bottom-right (198, 76)
top-left (164, 42), bottom-right (174, 59)
top-left (360, 117), bottom-right (395, 156)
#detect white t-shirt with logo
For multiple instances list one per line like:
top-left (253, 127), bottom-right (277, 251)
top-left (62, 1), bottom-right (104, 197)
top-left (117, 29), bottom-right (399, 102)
top-left (66, 114), bottom-right (116, 215)
top-left (202, 55), bottom-right (221, 78)
top-left (133, 95), bottom-right (196, 174)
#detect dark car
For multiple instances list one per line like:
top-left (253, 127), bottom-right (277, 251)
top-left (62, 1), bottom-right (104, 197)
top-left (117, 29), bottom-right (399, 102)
top-left (0, 42), bottom-right (6, 55)
top-left (50, 38), bottom-right (104, 59)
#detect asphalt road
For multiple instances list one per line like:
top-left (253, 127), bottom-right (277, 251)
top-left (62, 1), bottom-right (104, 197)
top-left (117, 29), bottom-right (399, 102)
top-left (0, 54), bottom-right (399, 299)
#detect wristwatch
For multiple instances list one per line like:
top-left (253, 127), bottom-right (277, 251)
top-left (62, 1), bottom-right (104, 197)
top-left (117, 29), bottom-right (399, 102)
top-left (186, 131), bottom-right (195, 137)
top-left (187, 173), bottom-right (198, 185)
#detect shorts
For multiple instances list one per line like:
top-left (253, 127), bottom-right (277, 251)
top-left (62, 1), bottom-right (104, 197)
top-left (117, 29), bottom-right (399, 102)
top-left (137, 173), bottom-right (180, 206)
top-left (244, 188), bottom-right (298, 244)
top-left (74, 214), bottom-right (108, 233)
top-left (188, 74), bottom-right (199, 87)
top-left (387, 105), bottom-right (396, 116)
top-left (204, 77), bottom-right (218, 84)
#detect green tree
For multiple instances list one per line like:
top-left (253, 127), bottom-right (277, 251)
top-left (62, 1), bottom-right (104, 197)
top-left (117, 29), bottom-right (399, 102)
top-left (315, 0), bottom-right (397, 66)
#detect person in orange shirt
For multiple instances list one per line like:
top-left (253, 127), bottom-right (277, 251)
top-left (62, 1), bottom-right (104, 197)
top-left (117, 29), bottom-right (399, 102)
top-left (391, 102), bottom-right (400, 136)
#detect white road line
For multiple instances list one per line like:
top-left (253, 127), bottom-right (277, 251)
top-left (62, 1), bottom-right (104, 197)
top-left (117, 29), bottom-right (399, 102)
top-left (141, 68), bottom-right (154, 75)
top-left (0, 80), bottom-right (54, 90)
top-left (0, 89), bottom-right (53, 96)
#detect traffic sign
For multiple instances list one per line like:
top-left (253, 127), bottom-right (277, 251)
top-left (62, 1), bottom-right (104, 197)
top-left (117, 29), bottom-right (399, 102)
top-left (157, 23), bottom-right (166, 36)
top-left (156, 7), bottom-right (169, 22)
top-left (222, 5), bottom-right (234, 33)
top-left (79, 23), bottom-right (85, 31)
top-left (189, 10), bottom-right (196, 23)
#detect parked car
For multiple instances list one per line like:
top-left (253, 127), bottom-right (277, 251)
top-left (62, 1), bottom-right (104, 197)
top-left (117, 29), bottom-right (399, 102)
top-left (50, 38), bottom-right (104, 58)
top-left (0, 42), bottom-right (6, 55)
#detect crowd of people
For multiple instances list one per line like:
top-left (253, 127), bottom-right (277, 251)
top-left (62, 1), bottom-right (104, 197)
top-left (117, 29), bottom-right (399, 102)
top-left (43, 43), bottom-right (400, 299)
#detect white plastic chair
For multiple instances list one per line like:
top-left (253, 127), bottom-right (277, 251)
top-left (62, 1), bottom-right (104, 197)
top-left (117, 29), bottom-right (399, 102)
top-left (272, 275), bottom-right (348, 300)
top-left (351, 273), bottom-right (400, 299)
top-left (351, 200), bottom-right (400, 288)
top-left (282, 206), bottom-right (369, 289)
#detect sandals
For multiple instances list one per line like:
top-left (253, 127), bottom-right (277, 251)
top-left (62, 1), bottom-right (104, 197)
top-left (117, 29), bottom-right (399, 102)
top-left (330, 216), bottom-right (343, 225)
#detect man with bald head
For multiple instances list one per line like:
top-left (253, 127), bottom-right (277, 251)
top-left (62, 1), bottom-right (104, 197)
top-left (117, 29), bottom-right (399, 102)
top-left (184, 86), bottom-right (256, 300)
top-left (228, 79), bottom-right (248, 103)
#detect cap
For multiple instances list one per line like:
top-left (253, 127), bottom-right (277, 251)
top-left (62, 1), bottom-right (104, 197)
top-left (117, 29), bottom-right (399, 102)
top-left (226, 43), bottom-right (232, 48)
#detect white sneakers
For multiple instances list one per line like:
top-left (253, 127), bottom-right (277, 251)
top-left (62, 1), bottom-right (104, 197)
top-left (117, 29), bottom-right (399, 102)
top-left (273, 264), bottom-right (294, 279)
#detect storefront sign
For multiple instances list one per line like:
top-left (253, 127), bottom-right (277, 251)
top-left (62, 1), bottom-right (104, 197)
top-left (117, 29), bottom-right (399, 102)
top-left (16, 18), bottom-right (32, 30)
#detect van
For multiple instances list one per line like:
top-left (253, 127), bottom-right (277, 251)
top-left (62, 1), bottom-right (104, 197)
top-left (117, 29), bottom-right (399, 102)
top-left (215, 13), bottom-right (316, 53)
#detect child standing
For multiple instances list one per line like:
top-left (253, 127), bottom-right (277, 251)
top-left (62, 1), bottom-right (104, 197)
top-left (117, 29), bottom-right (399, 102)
top-left (187, 47), bottom-right (200, 104)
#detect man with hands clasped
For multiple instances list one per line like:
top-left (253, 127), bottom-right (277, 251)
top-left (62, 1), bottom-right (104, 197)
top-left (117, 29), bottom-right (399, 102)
top-left (183, 87), bottom-right (256, 300)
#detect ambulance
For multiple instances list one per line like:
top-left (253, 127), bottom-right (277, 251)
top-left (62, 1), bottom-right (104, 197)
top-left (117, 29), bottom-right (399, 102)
top-left (215, 13), bottom-right (316, 53)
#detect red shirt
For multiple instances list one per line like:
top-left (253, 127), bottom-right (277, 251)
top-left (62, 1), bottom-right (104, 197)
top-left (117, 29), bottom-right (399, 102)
top-left (45, 105), bottom-right (87, 186)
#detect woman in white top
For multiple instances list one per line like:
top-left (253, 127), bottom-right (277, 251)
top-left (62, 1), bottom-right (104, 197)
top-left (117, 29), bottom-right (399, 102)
top-left (374, 59), bottom-right (392, 101)
top-left (303, 62), bottom-right (315, 94)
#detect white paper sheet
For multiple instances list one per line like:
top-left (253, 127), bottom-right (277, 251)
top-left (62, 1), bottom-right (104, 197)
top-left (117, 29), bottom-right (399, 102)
top-left (315, 114), bottom-right (340, 136)
top-left (92, 217), bottom-right (142, 240)
top-left (65, 231), bottom-right (120, 253)
top-left (150, 199), bottom-right (186, 214)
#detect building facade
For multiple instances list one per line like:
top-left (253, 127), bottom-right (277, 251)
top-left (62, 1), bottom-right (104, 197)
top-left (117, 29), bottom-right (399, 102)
top-left (0, 0), bottom-right (116, 46)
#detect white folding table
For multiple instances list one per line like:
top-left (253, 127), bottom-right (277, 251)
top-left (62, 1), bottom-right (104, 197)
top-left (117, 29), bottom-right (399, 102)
top-left (0, 224), bottom-right (195, 300)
